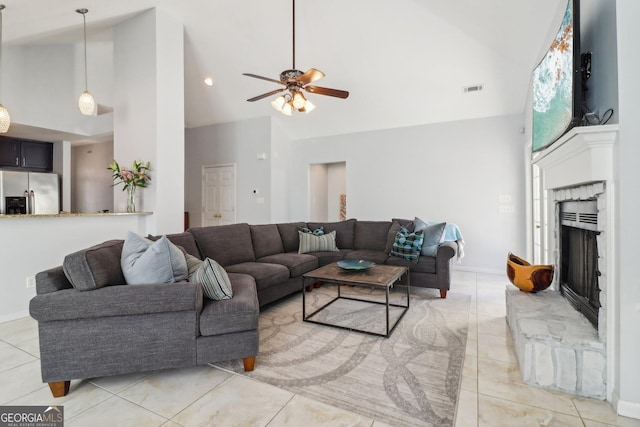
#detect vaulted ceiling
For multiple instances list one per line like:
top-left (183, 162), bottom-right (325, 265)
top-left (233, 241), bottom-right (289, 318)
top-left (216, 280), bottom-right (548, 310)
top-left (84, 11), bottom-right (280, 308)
top-left (2, 0), bottom-right (565, 141)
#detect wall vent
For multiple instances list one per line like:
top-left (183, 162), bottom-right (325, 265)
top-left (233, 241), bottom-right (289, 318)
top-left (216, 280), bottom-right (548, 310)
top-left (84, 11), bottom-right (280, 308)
top-left (463, 84), bottom-right (483, 93)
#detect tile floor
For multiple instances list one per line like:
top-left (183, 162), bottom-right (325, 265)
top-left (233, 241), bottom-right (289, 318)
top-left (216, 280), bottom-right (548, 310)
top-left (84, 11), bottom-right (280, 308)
top-left (1, 271), bottom-right (639, 426)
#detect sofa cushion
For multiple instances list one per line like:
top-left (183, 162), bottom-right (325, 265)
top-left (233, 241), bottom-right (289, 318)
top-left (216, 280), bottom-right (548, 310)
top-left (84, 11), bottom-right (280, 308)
top-left (276, 222), bottom-right (307, 253)
top-left (189, 258), bottom-right (233, 300)
top-left (344, 249), bottom-right (390, 265)
top-left (385, 252), bottom-right (437, 274)
top-left (414, 219), bottom-right (446, 257)
top-left (189, 223), bottom-right (255, 266)
top-left (199, 274), bottom-right (259, 337)
top-left (308, 249), bottom-right (352, 266)
top-left (389, 228), bottom-right (424, 263)
top-left (307, 218), bottom-right (356, 249)
top-left (63, 240), bottom-right (125, 291)
top-left (257, 253), bottom-right (318, 277)
top-left (148, 232), bottom-right (201, 259)
top-left (354, 221), bottom-right (391, 251)
top-left (121, 232), bottom-right (188, 285)
top-left (250, 224), bottom-right (285, 259)
top-left (225, 262), bottom-right (290, 291)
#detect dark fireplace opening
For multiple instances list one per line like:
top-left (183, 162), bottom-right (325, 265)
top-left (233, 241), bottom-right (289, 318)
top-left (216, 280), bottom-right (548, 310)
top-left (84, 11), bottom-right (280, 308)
top-left (559, 200), bottom-right (600, 328)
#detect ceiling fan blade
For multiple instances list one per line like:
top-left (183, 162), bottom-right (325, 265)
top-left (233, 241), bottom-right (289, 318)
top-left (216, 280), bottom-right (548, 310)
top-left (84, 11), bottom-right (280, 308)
top-left (243, 73), bottom-right (285, 85)
top-left (296, 68), bottom-right (325, 86)
top-left (247, 88), bottom-right (285, 102)
top-left (304, 85), bottom-right (349, 99)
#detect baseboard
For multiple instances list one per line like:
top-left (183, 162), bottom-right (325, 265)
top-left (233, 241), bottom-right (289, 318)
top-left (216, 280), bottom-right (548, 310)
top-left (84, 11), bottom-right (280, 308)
top-left (0, 310), bottom-right (30, 324)
top-left (451, 265), bottom-right (504, 275)
top-left (617, 398), bottom-right (640, 420)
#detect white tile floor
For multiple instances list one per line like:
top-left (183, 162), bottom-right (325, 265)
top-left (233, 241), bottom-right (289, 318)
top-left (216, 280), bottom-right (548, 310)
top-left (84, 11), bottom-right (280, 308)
top-left (1, 271), bottom-right (639, 426)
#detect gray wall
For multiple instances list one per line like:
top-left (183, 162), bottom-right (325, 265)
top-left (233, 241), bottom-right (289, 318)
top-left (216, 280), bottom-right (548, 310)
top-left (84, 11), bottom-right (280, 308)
top-left (283, 114), bottom-right (527, 272)
top-left (71, 142), bottom-right (114, 213)
top-left (581, 0), bottom-right (618, 124)
top-left (185, 117), bottom-right (272, 227)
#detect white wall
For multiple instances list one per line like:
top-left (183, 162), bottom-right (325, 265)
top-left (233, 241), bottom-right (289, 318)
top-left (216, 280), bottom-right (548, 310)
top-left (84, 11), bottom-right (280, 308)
top-left (0, 214), bottom-right (149, 322)
top-left (71, 142), bottom-right (114, 213)
top-left (284, 114), bottom-right (526, 272)
top-left (185, 117), bottom-right (272, 226)
top-left (309, 164), bottom-right (328, 222)
top-left (270, 120), bottom-right (292, 222)
top-left (113, 8), bottom-right (184, 234)
top-left (615, 0), bottom-right (640, 417)
top-left (327, 162), bottom-right (346, 222)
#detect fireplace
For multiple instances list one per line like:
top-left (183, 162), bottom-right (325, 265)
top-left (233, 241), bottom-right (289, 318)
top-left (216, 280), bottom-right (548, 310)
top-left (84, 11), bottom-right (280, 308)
top-left (559, 200), bottom-right (601, 328)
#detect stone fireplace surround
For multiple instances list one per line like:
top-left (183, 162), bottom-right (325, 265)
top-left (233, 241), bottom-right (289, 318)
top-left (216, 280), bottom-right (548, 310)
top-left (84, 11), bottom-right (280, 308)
top-left (506, 125), bottom-right (618, 400)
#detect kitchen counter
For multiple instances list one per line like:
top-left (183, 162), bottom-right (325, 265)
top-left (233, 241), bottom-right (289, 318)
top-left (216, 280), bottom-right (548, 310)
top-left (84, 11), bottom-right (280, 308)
top-left (0, 212), bottom-right (152, 219)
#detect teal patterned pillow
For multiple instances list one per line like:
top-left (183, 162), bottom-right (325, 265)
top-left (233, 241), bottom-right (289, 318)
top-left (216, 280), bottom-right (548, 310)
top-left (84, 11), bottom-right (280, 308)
top-left (390, 227), bottom-right (424, 263)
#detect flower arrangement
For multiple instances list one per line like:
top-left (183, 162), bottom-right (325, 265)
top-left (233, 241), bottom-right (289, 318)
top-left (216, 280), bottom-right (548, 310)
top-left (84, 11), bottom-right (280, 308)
top-left (108, 160), bottom-right (151, 212)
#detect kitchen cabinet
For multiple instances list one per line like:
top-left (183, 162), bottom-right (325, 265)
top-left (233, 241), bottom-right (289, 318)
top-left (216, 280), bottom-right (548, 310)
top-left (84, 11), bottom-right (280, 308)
top-left (0, 137), bottom-right (53, 171)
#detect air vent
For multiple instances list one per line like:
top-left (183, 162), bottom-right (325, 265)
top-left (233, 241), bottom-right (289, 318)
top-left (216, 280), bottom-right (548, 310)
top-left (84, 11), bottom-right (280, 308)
top-left (560, 200), bottom-right (598, 232)
top-left (561, 212), bottom-right (577, 222)
top-left (579, 213), bottom-right (598, 225)
top-left (463, 84), bottom-right (483, 93)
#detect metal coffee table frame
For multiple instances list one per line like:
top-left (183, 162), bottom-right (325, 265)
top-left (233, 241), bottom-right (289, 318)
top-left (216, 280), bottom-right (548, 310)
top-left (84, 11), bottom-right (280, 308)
top-left (302, 263), bottom-right (410, 338)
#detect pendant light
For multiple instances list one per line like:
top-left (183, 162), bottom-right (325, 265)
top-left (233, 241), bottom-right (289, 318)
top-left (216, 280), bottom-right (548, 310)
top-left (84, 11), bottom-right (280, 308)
top-left (0, 4), bottom-right (11, 133)
top-left (76, 8), bottom-right (95, 116)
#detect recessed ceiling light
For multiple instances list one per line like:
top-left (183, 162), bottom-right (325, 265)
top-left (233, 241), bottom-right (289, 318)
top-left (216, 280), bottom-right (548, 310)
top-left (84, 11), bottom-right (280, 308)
top-left (203, 77), bottom-right (214, 87)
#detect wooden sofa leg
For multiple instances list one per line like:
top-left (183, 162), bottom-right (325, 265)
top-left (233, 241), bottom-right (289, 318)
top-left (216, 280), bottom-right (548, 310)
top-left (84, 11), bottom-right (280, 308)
top-left (440, 289), bottom-right (447, 299)
top-left (243, 356), bottom-right (256, 372)
top-left (48, 381), bottom-right (70, 398)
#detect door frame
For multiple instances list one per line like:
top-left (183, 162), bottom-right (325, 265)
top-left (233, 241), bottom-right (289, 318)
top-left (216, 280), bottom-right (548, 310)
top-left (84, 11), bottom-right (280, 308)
top-left (201, 163), bottom-right (237, 226)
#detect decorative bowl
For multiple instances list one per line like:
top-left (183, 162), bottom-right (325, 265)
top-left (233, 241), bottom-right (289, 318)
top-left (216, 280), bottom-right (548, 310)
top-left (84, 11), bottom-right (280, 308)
top-left (337, 259), bottom-right (376, 271)
top-left (506, 252), bottom-right (554, 293)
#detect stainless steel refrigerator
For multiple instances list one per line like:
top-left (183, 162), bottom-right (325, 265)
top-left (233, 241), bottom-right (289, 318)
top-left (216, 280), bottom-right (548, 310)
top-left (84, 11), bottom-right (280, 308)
top-left (0, 171), bottom-right (60, 214)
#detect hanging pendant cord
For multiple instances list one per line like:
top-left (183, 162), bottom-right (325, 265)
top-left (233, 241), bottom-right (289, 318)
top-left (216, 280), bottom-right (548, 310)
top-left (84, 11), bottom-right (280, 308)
top-left (82, 11), bottom-right (88, 91)
top-left (292, 0), bottom-right (295, 70)
top-left (0, 6), bottom-right (4, 99)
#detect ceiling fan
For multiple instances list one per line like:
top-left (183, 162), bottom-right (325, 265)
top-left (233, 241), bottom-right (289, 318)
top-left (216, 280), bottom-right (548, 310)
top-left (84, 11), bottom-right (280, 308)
top-left (243, 0), bottom-right (349, 115)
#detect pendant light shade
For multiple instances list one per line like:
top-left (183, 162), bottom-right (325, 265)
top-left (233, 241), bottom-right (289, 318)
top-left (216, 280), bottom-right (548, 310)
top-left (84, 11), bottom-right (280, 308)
top-left (0, 5), bottom-right (10, 133)
top-left (77, 8), bottom-right (95, 116)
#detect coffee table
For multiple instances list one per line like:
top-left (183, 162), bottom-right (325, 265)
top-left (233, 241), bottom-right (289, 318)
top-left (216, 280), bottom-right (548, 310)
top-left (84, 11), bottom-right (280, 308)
top-left (302, 262), bottom-right (409, 338)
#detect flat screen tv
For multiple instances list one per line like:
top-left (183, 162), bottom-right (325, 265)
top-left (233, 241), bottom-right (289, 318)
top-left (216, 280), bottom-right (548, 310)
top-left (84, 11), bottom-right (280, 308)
top-left (532, 0), bottom-right (583, 152)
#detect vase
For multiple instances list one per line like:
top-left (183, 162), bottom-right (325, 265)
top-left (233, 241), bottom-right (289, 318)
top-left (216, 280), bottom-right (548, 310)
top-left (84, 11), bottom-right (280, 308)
top-left (126, 186), bottom-right (136, 213)
top-left (506, 252), bottom-right (554, 293)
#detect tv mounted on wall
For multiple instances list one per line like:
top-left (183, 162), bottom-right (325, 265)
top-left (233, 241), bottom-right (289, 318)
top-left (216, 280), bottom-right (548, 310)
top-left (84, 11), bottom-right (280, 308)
top-left (532, 0), bottom-right (583, 152)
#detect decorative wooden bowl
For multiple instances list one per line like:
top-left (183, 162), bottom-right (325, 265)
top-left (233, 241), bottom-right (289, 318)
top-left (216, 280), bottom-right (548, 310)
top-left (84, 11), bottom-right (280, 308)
top-left (506, 252), bottom-right (554, 293)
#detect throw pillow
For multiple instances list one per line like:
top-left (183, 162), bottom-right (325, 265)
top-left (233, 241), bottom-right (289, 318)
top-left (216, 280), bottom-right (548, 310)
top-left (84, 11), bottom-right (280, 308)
top-left (299, 226), bottom-right (324, 236)
top-left (414, 217), bottom-right (447, 257)
top-left (390, 227), bottom-right (424, 263)
top-left (384, 221), bottom-right (402, 254)
top-left (189, 257), bottom-right (233, 300)
top-left (121, 232), bottom-right (188, 285)
top-left (298, 230), bottom-right (339, 253)
top-left (184, 252), bottom-right (204, 276)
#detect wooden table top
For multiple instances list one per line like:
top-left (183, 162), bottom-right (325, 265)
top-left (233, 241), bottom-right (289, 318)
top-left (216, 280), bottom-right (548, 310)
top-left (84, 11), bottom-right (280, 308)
top-left (303, 262), bottom-right (408, 288)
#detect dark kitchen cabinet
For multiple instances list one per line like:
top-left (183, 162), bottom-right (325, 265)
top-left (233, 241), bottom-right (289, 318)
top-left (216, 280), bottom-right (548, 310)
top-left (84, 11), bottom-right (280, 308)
top-left (0, 137), bottom-right (53, 171)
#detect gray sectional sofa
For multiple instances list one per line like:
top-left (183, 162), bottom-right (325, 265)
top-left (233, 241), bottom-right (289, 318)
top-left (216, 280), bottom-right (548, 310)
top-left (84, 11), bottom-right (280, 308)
top-left (29, 218), bottom-right (457, 397)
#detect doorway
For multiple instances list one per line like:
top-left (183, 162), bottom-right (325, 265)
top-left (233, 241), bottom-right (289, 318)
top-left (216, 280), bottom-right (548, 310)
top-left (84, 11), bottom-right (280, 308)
top-left (202, 164), bottom-right (236, 226)
top-left (309, 162), bottom-right (346, 222)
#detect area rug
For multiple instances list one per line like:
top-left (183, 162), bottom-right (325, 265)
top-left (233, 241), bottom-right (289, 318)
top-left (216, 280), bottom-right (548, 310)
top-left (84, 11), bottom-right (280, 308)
top-left (214, 285), bottom-right (470, 427)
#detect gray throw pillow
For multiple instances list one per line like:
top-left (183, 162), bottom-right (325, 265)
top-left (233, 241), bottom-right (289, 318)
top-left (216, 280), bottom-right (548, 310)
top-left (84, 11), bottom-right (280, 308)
top-left (120, 232), bottom-right (188, 285)
top-left (298, 230), bottom-right (339, 253)
top-left (189, 257), bottom-right (233, 300)
top-left (414, 218), bottom-right (446, 257)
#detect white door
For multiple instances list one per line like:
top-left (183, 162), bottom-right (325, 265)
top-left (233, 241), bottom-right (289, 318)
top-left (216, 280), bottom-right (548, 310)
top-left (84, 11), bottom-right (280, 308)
top-left (202, 165), bottom-right (236, 226)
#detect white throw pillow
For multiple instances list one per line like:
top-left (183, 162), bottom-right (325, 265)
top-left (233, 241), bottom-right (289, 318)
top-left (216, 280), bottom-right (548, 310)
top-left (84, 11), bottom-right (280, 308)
top-left (120, 232), bottom-right (188, 285)
top-left (298, 230), bottom-right (339, 254)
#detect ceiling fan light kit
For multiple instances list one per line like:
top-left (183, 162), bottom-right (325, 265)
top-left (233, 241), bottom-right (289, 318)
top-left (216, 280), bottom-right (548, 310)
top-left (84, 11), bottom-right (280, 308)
top-left (244, 0), bottom-right (348, 115)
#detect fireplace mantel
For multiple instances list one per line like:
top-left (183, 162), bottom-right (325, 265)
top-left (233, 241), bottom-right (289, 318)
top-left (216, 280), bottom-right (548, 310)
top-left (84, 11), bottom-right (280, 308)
top-left (532, 124), bottom-right (618, 190)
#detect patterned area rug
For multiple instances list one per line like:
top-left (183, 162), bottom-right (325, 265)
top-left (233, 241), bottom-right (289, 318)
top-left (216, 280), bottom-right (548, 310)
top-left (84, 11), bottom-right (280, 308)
top-left (214, 285), bottom-right (469, 427)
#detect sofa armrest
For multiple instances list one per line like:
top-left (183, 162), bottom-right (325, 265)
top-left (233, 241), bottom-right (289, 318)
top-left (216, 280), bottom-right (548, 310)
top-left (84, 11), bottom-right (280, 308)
top-left (36, 267), bottom-right (73, 295)
top-left (436, 241), bottom-right (457, 261)
top-left (30, 282), bottom-right (203, 323)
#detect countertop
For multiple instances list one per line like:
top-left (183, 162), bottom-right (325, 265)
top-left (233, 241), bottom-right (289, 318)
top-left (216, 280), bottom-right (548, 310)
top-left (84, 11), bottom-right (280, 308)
top-left (0, 212), bottom-right (152, 219)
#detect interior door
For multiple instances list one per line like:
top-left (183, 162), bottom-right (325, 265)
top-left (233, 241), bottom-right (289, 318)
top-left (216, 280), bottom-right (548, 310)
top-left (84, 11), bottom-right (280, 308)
top-left (202, 165), bottom-right (236, 226)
